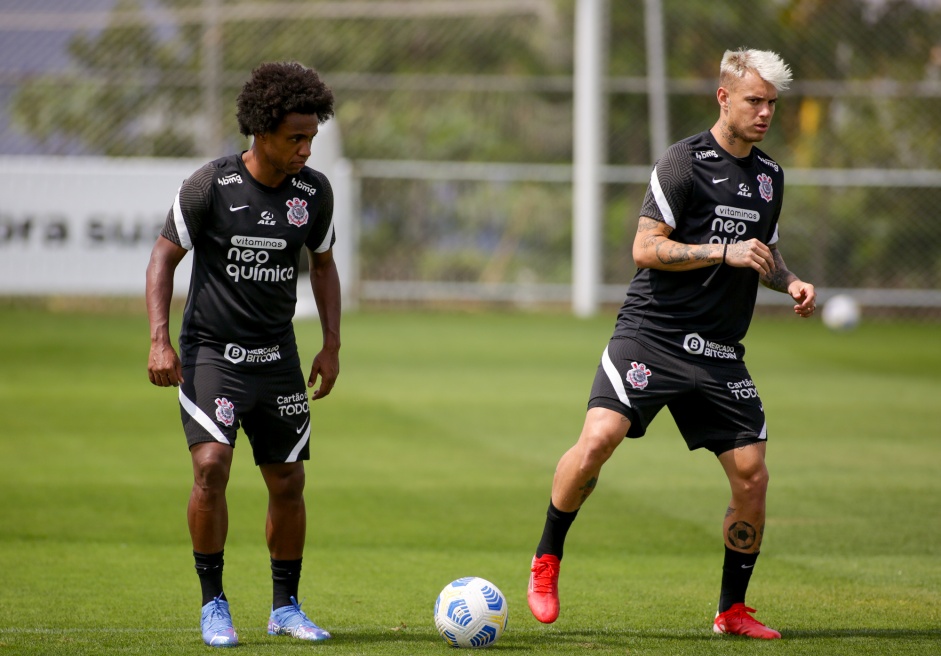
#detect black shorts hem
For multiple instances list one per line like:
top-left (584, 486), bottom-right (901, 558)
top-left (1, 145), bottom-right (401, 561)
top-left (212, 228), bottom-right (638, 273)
top-left (705, 436), bottom-right (765, 456)
top-left (186, 435), bottom-right (235, 450)
top-left (586, 397), bottom-right (643, 438)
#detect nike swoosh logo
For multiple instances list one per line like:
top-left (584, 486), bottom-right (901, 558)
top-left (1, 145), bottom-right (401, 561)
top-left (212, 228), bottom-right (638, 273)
top-left (741, 564), bottom-right (754, 569)
top-left (229, 204), bottom-right (249, 211)
top-left (296, 416), bottom-right (310, 434)
top-left (712, 177), bottom-right (729, 184)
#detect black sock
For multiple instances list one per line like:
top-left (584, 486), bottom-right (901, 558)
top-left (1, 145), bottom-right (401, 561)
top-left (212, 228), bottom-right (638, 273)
top-left (535, 501), bottom-right (578, 560)
top-left (194, 550), bottom-right (225, 606)
top-left (718, 546), bottom-right (759, 613)
top-left (271, 557), bottom-right (303, 610)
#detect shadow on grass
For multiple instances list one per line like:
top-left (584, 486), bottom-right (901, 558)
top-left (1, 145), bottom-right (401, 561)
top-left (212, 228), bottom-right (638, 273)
top-left (4, 626), bottom-right (940, 654)
top-left (541, 627), bottom-right (941, 638)
top-left (493, 626), bottom-right (941, 649)
top-left (780, 628), bottom-right (941, 640)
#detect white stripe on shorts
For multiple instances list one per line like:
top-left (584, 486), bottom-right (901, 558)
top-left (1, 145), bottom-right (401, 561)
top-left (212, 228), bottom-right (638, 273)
top-left (179, 388), bottom-right (231, 445)
top-left (601, 345), bottom-right (632, 408)
top-left (758, 420), bottom-right (768, 441)
top-left (285, 418), bottom-right (310, 463)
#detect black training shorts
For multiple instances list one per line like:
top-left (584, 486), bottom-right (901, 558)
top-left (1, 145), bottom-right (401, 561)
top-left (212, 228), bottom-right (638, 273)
top-left (588, 337), bottom-right (766, 455)
top-left (178, 363), bottom-right (312, 465)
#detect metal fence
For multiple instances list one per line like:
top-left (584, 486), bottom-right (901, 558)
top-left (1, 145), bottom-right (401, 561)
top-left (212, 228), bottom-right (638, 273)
top-left (2, 0), bottom-right (940, 315)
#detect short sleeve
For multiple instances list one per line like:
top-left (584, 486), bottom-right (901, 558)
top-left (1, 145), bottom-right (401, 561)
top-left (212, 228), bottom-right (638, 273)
top-left (305, 171), bottom-right (336, 253)
top-left (159, 163), bottom-right (214, 250)
top-left (638, 141), bottom-right (694, 230)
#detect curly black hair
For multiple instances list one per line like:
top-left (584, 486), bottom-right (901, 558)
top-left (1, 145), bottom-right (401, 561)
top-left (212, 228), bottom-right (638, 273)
top-left (236, 61), bottom-right (334, 137)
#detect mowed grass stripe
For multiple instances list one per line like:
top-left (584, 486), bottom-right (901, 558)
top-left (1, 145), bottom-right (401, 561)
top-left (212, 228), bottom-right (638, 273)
top-left (0, 307), bottom-right (939, 655)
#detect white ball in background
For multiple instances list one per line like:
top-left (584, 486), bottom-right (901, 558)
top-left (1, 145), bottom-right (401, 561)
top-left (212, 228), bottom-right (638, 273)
top-left (821, 294), bottom-right (861, 331)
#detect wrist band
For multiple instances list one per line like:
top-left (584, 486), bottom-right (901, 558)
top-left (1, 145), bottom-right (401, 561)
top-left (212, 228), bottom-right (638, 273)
top-left (702, 243), bottom-right (726, 288)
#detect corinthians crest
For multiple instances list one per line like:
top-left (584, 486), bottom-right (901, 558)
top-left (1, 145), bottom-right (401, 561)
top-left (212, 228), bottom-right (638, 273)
top-left (757, 173), bottom-right (773, 202)
top-left (214, 397), bottom-right (235, 427)
top-left (626, 362), bottom-right (652, 390)
top-left (286, 197), bottom-right (309, 227)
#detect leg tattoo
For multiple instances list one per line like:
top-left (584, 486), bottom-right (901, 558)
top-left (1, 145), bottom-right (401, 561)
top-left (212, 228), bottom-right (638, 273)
top-left (578, 476), bottom-right (597, 505)
top-left (727, 521), bottom-right (758, 550)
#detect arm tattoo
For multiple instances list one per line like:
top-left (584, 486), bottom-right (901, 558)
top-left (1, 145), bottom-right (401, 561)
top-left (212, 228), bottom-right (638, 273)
top-left (637, 215), bottom-right (718, 266)
top-left (657, 241), bottom-right (690, 265)
top-left (637, 216), bottom-right (662, 231)
top-left (725, 505), bottom-right (735, 518)
top-left (761, 246), bottom-right (797, 292)
top-left (655, 241), bottom-right (716, 265)
top-left (637, 216), bottom-right (665, 251)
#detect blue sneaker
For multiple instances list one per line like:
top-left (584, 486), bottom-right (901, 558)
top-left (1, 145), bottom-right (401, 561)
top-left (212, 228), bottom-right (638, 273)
top-left (267, 596), bottom-right (331, 641)
top-left (200, 596), bottom-right (238, 647)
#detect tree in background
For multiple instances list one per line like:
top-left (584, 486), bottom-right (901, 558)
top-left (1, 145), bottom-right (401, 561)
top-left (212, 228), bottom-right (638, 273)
top-left (8, 0), bottom-right (941, 289)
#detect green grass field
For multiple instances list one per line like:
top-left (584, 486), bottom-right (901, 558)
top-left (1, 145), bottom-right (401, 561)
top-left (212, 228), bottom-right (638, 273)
top-left (1, 306), bottom-right (939, 655)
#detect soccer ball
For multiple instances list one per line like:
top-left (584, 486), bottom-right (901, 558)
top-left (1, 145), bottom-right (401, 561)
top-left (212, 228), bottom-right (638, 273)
top-left (434, 577), bottom-right (508, 648)
top-left (821, 294), bottom-right (861, 331)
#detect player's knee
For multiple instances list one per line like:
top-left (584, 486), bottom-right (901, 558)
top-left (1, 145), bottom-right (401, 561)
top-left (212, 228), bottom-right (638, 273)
top-left (578, 427), bottom-right (622, 468)
top-left (735, 465), bottom-right (769, 499)
top-left (264, 464), bottom-right (306, 500)
top-left (192, 458), bottom-right (230, 493)
top-left (190, 442), bottom-right (232, 487)
top-left (752, 463), bottom-right (770, 490)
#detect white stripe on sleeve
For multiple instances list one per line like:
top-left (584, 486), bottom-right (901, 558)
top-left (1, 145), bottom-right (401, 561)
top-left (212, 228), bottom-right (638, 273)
top-left (312, 219), bottom-right (335, 254)
top-left (768, 225), bottom-right (779, 245)
top-left (649, 166), bottom-right (677, 229)
top-left (173, 188), bottom-right (194, 250)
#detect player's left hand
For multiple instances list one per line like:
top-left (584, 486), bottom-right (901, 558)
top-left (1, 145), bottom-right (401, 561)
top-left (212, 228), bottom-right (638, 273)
top-left (308, 349), bottom-right (339, 400)
top-left (788, 280), bottom-right (817, 318)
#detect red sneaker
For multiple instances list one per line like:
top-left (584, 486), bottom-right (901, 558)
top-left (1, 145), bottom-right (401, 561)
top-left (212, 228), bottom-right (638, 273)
top-left (713, 603), bottom-right (781, 639)
top-left (527, 554), bottom-right (561, 623)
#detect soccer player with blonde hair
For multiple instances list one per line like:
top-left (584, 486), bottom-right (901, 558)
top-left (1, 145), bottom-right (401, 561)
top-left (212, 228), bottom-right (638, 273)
top-left (527, 48), bottom-right (814, 640)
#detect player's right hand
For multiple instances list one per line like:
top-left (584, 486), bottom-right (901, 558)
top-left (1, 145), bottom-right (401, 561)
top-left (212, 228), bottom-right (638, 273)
top-left (725, 238), bottom-right (775, 277)
top-left (148, 343), bottom-right (184, 387)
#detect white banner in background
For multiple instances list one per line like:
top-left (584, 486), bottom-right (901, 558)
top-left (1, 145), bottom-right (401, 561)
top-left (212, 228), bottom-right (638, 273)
top-left (0, 156), bottom-right (201, 296)
top-left (0, 121), bottom-right (350, 308)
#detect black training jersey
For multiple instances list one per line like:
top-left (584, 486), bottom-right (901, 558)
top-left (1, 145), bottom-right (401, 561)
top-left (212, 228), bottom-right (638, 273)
top-left (160, 153), bottom-right (335, 369)
top-left (613, 130), bottom-right (784, 362)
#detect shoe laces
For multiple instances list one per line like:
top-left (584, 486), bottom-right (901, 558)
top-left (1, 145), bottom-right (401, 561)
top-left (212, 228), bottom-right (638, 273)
top-left (284, 596), bottom-right (314, 626)
top-left (530, 561), bottom-right (559, 594)
top-left (727, 605), bottom-right (764, 625)
top-left (204, 597), bottom-right (231, 627)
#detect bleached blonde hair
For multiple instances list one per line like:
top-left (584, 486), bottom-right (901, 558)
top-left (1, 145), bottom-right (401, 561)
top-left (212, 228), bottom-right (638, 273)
top-left (720, 48), bottom-right (792, 91)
